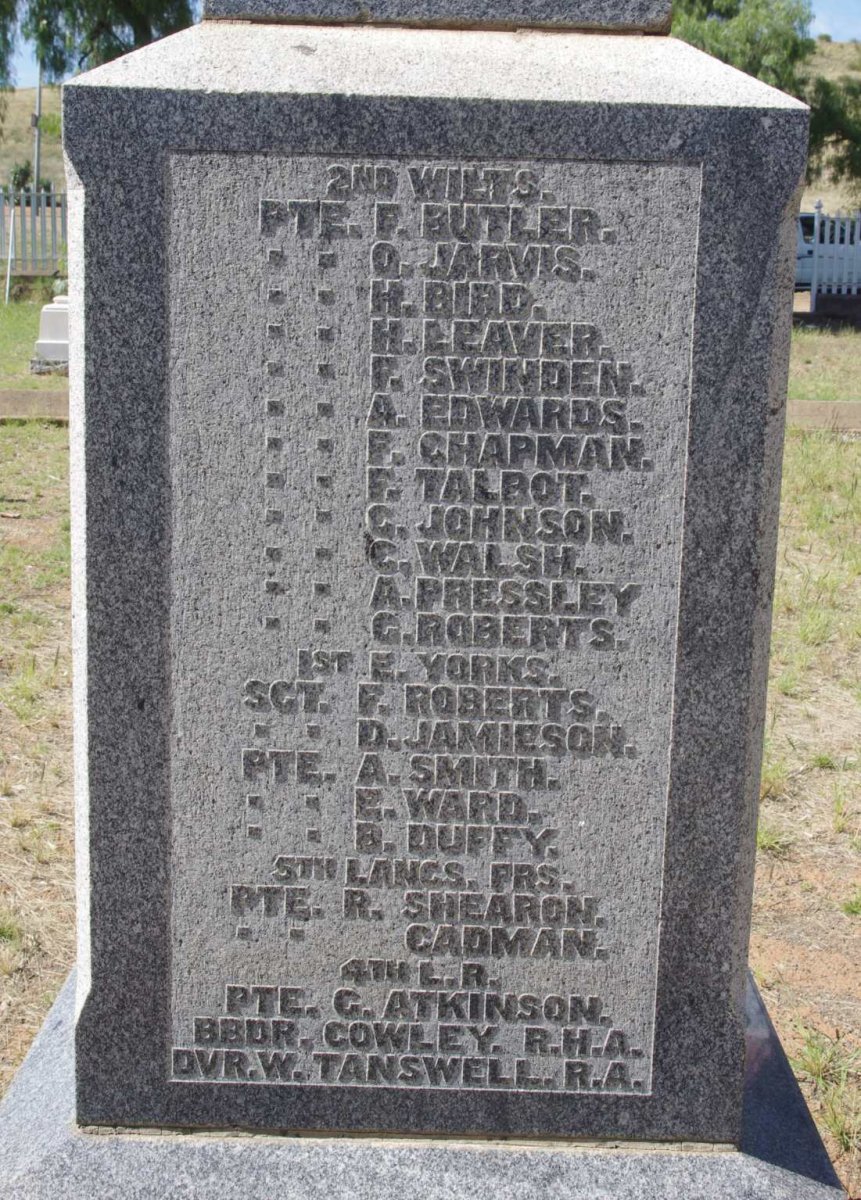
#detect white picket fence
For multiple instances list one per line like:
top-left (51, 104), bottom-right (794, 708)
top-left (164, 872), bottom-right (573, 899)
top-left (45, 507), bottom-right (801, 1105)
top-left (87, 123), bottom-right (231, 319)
top-left (809, 200), bottom-right (861, 313)
top-left (0, 188), bottom-right (67, 276)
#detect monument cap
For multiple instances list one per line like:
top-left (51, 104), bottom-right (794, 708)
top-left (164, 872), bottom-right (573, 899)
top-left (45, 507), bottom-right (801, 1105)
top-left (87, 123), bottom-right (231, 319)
top-left (202, 0), bottom-right (673, 33)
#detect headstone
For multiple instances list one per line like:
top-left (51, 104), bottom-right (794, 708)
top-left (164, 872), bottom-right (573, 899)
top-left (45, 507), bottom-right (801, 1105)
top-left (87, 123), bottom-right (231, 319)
top-left (31, 295), bottom-right (70, 372)
top-left (0, 4), bottom-right (847, 1198)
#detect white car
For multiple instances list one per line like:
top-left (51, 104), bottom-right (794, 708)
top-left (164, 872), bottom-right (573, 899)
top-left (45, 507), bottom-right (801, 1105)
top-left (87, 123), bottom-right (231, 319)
top-left (795, 213), bottom-right (815, 290)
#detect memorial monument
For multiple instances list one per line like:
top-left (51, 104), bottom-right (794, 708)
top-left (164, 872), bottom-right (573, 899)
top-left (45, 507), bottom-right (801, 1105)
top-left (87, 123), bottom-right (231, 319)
top-left (0, 1), bottom-right (847, 1196)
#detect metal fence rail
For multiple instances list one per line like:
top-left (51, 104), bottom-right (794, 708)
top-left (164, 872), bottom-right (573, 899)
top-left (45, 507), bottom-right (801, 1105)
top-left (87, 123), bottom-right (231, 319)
top-left (0, 188), bottom-right (67, 276)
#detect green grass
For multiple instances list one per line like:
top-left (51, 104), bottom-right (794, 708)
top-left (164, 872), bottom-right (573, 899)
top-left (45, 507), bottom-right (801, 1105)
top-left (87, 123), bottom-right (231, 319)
top-left (789, 328), bottom-right (861, 405)
top-left (762, 424), bottom-right (860, 890)
top-left (843, 889), bottom-right (861, 917)
top-left (760, 745), bottom-right (790, 801)
top-left (756, 819), bottom-right (795, 859)
top-left (0, 419), bottom-right (69, 515)
top-left (0, 421), bottom-right (71, 730)
top-left (0, 911), bottom-right (22, 945)
top-left (0, 300), bottom-right (65, 392)
top-left (0, 426), bottom-right (70, 610)
top-left (812, 752), bottom-right (838, 770)
top-left (775, 666), bottom-right (805, 697)
top-left (833, 790), bottom-right (851, 834)
top-left (784, 432), bottom-right (861, 555)
top-left (797, 609), bottom-right (835, 648)
top-left (792, 1028), bottom-right (861, 1156)
top-left (769, 431), bottom-right (861, 701)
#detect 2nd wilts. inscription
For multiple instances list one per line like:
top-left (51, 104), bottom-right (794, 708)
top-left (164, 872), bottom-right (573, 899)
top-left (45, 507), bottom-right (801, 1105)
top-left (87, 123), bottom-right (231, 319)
top-left (168, 155), bottom-right (699, 1099)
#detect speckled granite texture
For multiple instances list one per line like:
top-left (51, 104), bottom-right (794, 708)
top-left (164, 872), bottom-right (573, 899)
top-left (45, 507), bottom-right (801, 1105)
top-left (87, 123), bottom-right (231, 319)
top-left (0, 974), bottom-right (845, 1198)
top-left (61, 21), bottom-right (807, 1142)
top-left (201, 0), bottom-right (672, 31)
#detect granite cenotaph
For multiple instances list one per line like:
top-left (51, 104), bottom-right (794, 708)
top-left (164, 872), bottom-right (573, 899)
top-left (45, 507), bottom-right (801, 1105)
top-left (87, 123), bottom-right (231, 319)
top-left (0, 1), bottom-right (845, 1197)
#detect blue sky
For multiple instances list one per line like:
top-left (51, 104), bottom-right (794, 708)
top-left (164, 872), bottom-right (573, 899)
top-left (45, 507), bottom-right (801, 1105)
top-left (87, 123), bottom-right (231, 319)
top-left (8, 0), bottom-right (861, 87)
top-left (812, 0), bottom-right (861, 40)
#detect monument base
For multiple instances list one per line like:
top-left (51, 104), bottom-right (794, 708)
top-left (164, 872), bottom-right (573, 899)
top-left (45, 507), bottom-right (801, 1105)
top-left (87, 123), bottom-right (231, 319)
top-left (0, 972), bottom-right (844, 1199)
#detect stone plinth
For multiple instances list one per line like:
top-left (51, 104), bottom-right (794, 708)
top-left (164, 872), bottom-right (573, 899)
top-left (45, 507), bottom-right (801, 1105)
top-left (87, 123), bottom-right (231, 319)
top-left (0, 8), bottom-right (842, 1195)
top-left (0, 972), bottom-right (845, 1199)
top-left (57, 20), bottom-right (810, 1144)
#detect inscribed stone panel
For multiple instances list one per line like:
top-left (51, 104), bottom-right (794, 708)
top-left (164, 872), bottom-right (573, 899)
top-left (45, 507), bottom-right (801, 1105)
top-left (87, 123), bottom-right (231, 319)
top-left (167, 154), bottom-right (699, 1120)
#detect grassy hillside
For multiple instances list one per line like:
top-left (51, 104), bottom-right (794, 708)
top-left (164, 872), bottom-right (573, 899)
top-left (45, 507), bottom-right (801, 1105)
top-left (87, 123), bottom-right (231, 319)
top-left (802, 37), bottom-right (861, 213)
top-left (811, 35), bottom-right (861, 84)
top-left (0, 87), bottom-right (64, 192)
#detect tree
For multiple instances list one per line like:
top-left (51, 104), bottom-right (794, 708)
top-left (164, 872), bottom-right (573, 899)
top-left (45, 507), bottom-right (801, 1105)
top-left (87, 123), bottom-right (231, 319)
top-left (673, 0), bottom-right (814, 94)
top-left (0, 0), bottom-right (193, 85)
top-left (806, 74), bottom-right (861, 188)
top-left (673, 0), bottom-right (861, 190)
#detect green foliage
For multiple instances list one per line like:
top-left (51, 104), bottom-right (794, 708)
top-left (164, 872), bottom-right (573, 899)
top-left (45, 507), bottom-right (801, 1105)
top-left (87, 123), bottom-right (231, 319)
top-left (807, 74), bottom-right (861, 186)
top-left (673, 0), bottom-right (861, 186)
top-left (38, 111), bottom-right (60, 138)
top-left (673, 0), bottom-right (815, 94)
top-left (9, 158), bottom-right (30, 189)
top-left (0, 0), bottom-right (194, 85)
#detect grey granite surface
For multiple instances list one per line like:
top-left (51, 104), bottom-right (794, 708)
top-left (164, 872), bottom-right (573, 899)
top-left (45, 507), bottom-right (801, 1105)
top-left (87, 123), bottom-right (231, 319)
top-left (0, 973), bottom-right (845, 1198)
top-left (165, 151), bottom-right (696, 1110)
top-left (63, 20), bottom-right (807, 1141)
top-left (202, 0), bottom-right (672, 32)
top-left (64, 24), bottom-right (808, 108)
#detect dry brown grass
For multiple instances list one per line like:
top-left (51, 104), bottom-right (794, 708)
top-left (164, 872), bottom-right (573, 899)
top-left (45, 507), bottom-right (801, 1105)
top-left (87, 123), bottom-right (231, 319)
top-left (0, 420), bottom-right (73, 1091)
top-left (811, 38), bottom-right (861, 87)
top-left (751, 427), bottom-right (861, 1194)
top-left (0, 87), bottom-right (63, 191)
